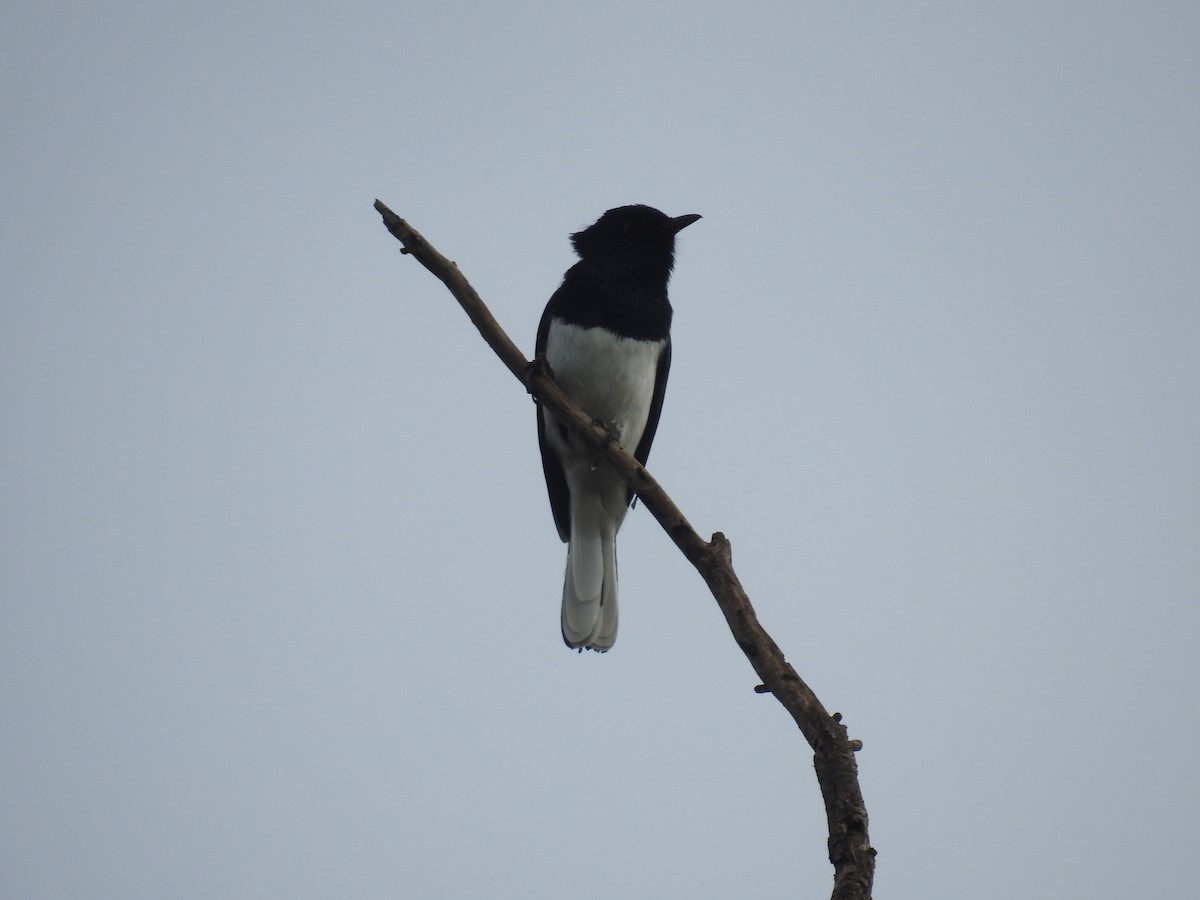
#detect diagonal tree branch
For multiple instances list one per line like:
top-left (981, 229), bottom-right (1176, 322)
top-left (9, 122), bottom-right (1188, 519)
top-left (374, 199), bottom-right (875, 899)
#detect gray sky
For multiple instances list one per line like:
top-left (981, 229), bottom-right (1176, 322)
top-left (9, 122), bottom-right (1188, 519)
top-left (3, 2), bottom-right (1198, 898)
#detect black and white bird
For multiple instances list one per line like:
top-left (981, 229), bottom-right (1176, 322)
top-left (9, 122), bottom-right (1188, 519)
top-left (536, 205), bottom-right (701, 651)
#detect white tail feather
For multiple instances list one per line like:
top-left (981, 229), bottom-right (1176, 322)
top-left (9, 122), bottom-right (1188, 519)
top-left (569, 496), bottom-right (605, 602)
top-left (561, 530), bottom-right (619, 651)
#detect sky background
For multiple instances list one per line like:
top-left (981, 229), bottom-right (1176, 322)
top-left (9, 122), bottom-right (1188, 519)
top-left (3, 2), bottom-right (1198, 898)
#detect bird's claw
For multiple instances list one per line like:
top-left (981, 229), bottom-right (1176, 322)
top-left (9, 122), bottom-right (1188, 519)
top-left (590, 418), bottom-right (621, 469)
top-left (525, 356), bottom-right (555, 400)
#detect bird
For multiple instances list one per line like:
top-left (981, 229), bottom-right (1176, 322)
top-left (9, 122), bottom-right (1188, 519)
top-left (536, 204), bottom-right (701, 651)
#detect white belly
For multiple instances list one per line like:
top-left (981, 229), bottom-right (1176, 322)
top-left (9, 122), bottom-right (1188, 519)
top-left (545, 320), bottom-right (665, 453)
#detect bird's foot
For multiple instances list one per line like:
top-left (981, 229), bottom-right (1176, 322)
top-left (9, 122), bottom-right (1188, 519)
top-left (590, 418), bottom-right (622, 469)
top-left (525, 355), bottom-right (555, 401)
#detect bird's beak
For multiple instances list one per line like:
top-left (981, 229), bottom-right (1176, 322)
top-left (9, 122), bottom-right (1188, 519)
top-left (666, 213), bottom-right (702, 234)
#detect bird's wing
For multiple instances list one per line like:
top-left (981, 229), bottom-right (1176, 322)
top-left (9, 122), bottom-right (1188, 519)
top-left (536, 300), bottom-right (571, 543)
top-left (628, 337), bottom-right (671, 504)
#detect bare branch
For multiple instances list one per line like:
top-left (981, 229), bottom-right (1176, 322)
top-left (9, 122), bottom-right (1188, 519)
top-left (374, 199), bottom-right (875, 899)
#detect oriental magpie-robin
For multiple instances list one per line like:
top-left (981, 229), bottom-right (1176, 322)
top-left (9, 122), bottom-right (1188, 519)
top-left (536, 205), bottom-right (700, 651)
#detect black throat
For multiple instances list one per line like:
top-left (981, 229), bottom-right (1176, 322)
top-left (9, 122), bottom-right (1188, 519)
top-left (545, 260), bottom-right (674, 342)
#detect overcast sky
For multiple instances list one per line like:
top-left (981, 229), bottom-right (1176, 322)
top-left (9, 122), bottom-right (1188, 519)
top-left (3, 3), bottom-right (1198, 898)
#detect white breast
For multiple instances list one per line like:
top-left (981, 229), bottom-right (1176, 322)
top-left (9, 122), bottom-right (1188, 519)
top-left (545, 320), bottom-right (665, 452)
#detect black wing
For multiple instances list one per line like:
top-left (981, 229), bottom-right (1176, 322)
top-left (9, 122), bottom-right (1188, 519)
top-left (628, 338), bottom-right (671, 505)
top-left (536, 299), bottom-right (572, 543)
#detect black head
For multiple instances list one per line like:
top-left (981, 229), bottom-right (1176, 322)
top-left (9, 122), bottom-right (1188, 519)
top-left (570, 205), bottom-right (701, 277)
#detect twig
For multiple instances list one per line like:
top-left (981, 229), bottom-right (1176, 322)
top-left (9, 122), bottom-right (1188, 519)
top-left (374, 199), bottom-right (875, 899)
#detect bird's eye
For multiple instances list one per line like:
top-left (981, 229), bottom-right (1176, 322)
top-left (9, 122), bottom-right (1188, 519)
top-left (622, 221), bottom-right (637, 233)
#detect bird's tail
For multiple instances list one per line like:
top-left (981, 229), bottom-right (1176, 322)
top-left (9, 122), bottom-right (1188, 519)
top-left (560, 519), bottom-right (618, 651)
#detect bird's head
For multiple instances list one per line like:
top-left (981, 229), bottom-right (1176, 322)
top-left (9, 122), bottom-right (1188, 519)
top-left (570, 205), bottom-right (701, 276)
